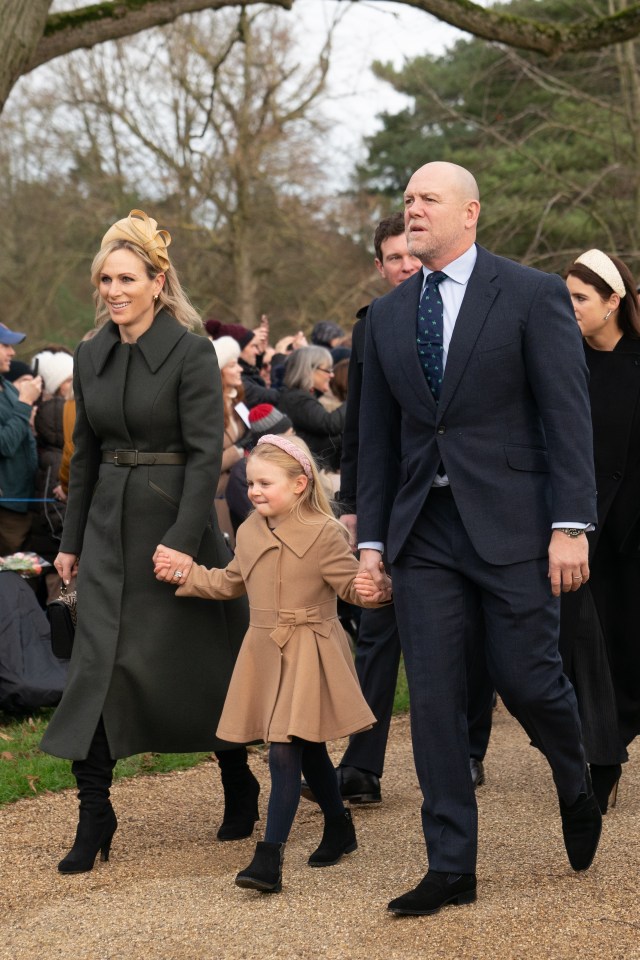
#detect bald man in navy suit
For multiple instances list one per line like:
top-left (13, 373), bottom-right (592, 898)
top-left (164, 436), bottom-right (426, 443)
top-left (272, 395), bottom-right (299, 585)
top-left (357, 161), bottom-right (602, 916)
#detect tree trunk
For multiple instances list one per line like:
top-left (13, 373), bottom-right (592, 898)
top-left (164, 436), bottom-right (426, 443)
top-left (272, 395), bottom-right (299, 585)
top-left (0, 0), bottom-right (51, 111)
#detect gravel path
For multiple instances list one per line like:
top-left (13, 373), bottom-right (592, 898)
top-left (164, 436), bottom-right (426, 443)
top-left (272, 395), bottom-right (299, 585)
top-left (1, 703), bottom-right (639, 960)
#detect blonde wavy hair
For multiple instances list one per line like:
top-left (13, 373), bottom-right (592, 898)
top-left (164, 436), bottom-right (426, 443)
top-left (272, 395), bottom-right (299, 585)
top-left (248, 436), bottom-right (346, 535)
top-left (91, 240), bottom-right (202, 331)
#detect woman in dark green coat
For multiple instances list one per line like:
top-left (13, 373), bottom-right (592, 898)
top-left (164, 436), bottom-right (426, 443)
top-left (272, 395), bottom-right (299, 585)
top-left (42, 211), bottom-right (257, 873)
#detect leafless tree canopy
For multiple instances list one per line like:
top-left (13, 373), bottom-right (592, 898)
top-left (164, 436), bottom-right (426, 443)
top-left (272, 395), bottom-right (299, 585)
top-left (3, 0), bottom-right (640, 112)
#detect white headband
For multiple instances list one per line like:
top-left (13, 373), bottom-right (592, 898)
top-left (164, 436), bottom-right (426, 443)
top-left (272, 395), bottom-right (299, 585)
top-left (574, 249), bottom-right (626, 298)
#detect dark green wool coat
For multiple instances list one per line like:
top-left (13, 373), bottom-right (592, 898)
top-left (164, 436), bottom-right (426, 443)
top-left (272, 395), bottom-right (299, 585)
top-left (41, 311), bottom-right (248, 760)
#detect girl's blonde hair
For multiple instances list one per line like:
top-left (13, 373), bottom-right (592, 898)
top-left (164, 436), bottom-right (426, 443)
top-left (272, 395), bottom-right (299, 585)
top-left (90, 240), bottom-right (202, 331)
top-left (248, 436), bottom-right (346, 534)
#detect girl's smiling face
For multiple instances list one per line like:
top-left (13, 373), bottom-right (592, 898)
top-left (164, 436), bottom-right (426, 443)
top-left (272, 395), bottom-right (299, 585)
top-left (246, 458), bottom-right (307, 525)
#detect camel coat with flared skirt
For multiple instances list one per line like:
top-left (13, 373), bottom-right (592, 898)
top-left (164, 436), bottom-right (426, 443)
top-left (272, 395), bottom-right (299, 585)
top-left (176, 508), bottom-right (379, 743)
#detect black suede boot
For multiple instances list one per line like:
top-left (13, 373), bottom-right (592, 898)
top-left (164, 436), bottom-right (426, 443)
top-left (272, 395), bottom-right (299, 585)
top-left (590, 763), bottom-right (622, 815)
top-left (235, 841), bottom-right (285, 892)
top-left (308, 807), bottom-right (357, 867)
top-left (215, 747), bottom-right (260, 841)
top-left (58, 718), bottom-right (118, 874)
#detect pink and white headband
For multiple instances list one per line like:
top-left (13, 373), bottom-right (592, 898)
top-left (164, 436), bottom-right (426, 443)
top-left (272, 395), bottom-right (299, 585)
top-left (256, 434), bottom-right (313, 479)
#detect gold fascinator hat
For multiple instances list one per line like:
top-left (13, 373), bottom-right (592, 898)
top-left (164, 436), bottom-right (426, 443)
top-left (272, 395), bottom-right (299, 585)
top-left (101, 209), bottom-right (171, 272)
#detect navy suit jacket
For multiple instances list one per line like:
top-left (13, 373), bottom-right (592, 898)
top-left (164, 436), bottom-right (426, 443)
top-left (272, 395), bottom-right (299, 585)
top-left (357, 245), bottom-right (597, 566)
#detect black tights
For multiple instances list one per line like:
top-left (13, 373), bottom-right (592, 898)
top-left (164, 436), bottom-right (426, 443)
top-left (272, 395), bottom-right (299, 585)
top-left (264, 739), bottom-right (343, 843)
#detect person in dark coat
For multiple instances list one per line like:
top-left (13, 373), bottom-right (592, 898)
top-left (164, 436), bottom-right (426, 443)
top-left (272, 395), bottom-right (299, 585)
top-left (41, 210), bottom-right (257, 874)
top-left (357, 162), bottom-right (600, 914)
top-left (277, 346), bottom-right (346, 472)
top-left (0, 323), bottom-right (42, 554)
top-left (205, 318), bottom-right (280, 407)
top-left (561, 249), bottom-right (640, 813)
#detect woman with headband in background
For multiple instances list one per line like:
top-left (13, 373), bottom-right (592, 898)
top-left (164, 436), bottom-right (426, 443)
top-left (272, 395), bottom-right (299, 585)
top-left (562, 249), bottom-right (640, 814)
top-left (41, 211), bottom-right (257, 873)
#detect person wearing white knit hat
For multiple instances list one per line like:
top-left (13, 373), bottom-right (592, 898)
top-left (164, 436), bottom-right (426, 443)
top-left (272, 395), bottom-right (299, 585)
top-left (211, 335), bottom-right (241, 370)
top-left (31, 349), bottom-right (74, 398)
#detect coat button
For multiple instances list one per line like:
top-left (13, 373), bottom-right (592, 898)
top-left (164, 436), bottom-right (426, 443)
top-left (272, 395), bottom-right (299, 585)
top-left (612, 471), bottom-right (622, 480)
top-left (437, 425), bottom-right (446, 435)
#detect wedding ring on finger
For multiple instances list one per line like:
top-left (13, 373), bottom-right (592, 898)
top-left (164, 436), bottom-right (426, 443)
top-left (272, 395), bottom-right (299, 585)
top-left (572, 575), bottom-right (583, 581)
top-left (173, 570), bottom-right (184, 580)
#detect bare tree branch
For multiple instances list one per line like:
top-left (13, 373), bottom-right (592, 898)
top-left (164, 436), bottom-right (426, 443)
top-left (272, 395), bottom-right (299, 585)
top-left (24, 0), bottom-right (640, 78)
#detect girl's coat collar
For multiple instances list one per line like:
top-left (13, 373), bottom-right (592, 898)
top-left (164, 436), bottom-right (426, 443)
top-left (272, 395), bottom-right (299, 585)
top-left (238, 509), bottom-right (331, 574)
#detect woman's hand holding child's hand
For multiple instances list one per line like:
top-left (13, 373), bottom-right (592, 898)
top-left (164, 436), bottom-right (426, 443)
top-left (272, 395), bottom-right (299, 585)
top-left (354, 565), bottom-right (392, 604)
top-left (152, 544), bottom-right (193, 584)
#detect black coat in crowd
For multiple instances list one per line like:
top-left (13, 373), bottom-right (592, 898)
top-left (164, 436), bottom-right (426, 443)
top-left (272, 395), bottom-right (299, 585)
top-left (560, 334), bottom-right (640, 763)
top-left (277, 385), bottom-right (346, 472)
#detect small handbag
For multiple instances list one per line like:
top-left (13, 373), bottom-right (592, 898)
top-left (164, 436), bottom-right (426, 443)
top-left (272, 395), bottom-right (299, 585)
top-left (49, 583), bottom-right (77, 659)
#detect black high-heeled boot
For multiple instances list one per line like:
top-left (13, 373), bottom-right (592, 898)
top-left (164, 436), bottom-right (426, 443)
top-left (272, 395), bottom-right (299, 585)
top-left (590, 763), bottom-right (622, 815)
top-left (215, 747), bottom-right (260, 841)
top-left (58, 717), bottom-right (117, 874)
top-left (235, 841), bottom-right (285, 892)
top-left (58, 806), bottom-right (118, 874)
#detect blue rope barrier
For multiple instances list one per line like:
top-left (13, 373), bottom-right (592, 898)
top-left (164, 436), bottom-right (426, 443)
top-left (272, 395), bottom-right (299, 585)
top-left (0, 498), bottom-right (59, 503)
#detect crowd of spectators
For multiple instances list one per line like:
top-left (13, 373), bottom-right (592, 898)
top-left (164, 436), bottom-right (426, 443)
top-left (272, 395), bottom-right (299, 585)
top-left (0, 312), bottom-right (354, 601)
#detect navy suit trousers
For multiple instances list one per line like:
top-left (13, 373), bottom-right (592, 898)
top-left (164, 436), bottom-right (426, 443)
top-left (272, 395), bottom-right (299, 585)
top-left (392, 487), bottom-right (586, 873)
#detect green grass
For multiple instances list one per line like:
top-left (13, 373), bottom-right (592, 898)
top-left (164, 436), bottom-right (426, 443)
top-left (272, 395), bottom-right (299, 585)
top-left (0, 711), bottom-right (210, 806)
top-left (0, 665), bottom-right (410, 807)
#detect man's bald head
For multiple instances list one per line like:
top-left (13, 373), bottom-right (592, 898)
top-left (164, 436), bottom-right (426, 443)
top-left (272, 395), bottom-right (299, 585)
top-left (404, 162), bottom-right (481, 269)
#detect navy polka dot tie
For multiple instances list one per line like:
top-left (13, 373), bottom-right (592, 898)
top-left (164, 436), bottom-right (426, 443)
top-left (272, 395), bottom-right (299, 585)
top-left (417, 270), bottom-right (447, 401)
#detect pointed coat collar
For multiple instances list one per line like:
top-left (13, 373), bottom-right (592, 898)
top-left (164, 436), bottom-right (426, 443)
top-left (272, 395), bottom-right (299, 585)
top-left (237, 508), bottom-right (330, 576)
top-left (85, 310), bottom-right (188, 376)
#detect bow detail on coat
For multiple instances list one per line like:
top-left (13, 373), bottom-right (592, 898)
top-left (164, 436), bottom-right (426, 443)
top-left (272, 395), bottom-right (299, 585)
top-left (269, 605), bottom-right (335, 649)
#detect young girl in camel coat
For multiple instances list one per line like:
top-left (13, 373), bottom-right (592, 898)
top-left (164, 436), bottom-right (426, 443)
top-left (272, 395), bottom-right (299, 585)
top-left (154, 434), bottom-right (391, 893)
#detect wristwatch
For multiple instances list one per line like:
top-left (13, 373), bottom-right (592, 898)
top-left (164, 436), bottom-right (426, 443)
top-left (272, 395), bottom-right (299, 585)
top-left (555, 527), bottom-right (586, 538)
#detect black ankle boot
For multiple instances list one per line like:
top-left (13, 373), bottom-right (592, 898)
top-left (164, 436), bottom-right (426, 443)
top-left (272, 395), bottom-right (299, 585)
top-left (590, 763), bottom-right (622, 814)
top-left (215, 748), bottom-right (260, 841)
top-left (308, 808), bottom-right (357, 867)
top-left (58, 806), bottom-right (118, 874)
top-left (235, 841), bottom-right (284, 892)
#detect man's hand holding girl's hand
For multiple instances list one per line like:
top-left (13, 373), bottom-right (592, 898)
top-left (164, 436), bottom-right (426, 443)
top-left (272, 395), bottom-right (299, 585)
top-left (354, 565), bottom-right (393, 604)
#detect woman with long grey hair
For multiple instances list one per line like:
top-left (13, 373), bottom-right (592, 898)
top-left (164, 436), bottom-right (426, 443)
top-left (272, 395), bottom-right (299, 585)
top-left (277, 345), bottom-right (346, 472)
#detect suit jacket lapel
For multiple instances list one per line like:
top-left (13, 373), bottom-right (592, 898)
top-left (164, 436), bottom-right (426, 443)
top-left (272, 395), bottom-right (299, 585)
top-left (393, 272), bottom-right (438, 412)
top-left (437, 247), bottom-right (499, 418)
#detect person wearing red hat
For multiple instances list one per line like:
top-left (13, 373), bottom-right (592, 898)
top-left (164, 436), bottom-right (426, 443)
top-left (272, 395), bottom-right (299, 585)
top-left (0, 323), bottom-right (43, 554)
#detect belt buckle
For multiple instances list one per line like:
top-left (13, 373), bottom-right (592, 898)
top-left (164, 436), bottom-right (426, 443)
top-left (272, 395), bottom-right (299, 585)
top-left (114, 449), bottom-right (137, 467)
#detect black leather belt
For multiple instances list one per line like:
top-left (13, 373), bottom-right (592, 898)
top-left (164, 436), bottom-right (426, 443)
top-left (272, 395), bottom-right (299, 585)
top-left (101, 450), bottom-right (187, 467)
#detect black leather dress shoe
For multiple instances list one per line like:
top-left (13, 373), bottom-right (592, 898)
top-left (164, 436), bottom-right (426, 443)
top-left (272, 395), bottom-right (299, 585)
top-left (301, 766), bottom-right (382, 805)
top-left (388, 870), bottom-right (477, 916)
top-left (559, 782), bottom-right (602, 871)
top-left (470, 758), bottom-right (485, 789)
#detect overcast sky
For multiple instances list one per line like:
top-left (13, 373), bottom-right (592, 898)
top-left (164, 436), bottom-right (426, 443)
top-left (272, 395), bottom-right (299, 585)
top-left (290, 1), bottom-right (464, 185)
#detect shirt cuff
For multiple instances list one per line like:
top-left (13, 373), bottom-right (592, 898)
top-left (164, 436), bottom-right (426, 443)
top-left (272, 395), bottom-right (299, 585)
top-left (552, 522), bottom-right (596, 532)
top-left (358, 541), bottom-right (384, 553)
